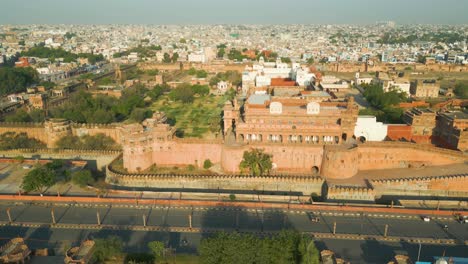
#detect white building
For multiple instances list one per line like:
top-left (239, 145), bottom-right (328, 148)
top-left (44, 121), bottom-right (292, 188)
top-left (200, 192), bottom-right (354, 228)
top-left (355, 72), bottom-right (373, 86)
top-left (188, 52), bottom-right (206, 63)
top-left (255, 75), bottom-right (271, 87)
top-left (354, 116), bottom-right (388, 141)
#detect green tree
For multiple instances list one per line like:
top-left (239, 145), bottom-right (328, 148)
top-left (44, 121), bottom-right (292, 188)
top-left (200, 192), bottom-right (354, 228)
top-left (196, 70), bottom-right (208, 78)
top-left (191, 84), bottom-right (210, 96)
top-left (454, 82), bottom-right (468, 99)
top-left (0, 132), bottom-right (46, 150)
top-left (217, 48), bottom-right (225, 58)
top-left (306, 57), bottom-right (314, 65)
top-left (92, 236), bottom-right (123, 263)
top-left (239, 148), bottom-right (273, 176)
top-left (417, 55), bottom-right (427, 64)
top-left (21, 165), bottom-right (56, 193)
top-left (55, 134), bottom-right (120, 150)
top-left (172, 52), bottom-right (179, 63)
top-left (199, 231), bottom-right (318, 264)
top-left (148, 241), bottom-right (165, 261)
top-left (299, 237), bottom-right (320, 264)
top-left (163, 53), bottom-right (171, 63)
top-left (0, 67), bottom-right (39, 96)
top-left (281, 57), bottom-right (292, 63)
top-left (148, 84), bottom-right (169, 101)
top-left (203, 159), bottom-right (213, 169)
top-left (169, 84), bottom-right (194, 103)
top-left (129, 108), bottom-right (153, 122)
top-left (71, 170), bottom-right (94, 187)
top-left (5, 109), bottom-right (32, 122)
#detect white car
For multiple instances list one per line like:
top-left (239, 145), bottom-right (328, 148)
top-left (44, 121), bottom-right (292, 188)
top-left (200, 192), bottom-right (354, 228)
top-left (422, 216), bottom-right (431, 222)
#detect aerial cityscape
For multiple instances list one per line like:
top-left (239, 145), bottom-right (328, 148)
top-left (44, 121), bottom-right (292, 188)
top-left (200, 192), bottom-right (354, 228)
top-left (0, 0), bottom-right (467, 263)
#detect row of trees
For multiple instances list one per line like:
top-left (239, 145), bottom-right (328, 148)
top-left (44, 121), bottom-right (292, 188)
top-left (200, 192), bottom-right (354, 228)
top-left (362, 83), bottom-right (407, 123)
top-left (162, 52), bottom-right (179, 63)
top-left (187, 67), bottom-right (208, 78)
top-left (209, 70), bottom-right (242, 87)
top-left (49, 87), bottom-right (149, 124)
top-left (0, 67), bottom-right (39, 96)
top-left (113, 45), bottom-right (162, 58)
top-left (21, 46), bottom-right (104, 64)
top-left (4, 109), bottom-right (45, 123)
top-left (21, 160), bottom-right (94, 194)
top-left (0, 132), bottom-right (46, 150)
top-left (92, 236), bottom-right (168, 263)
top-left (55, 134), bottom-right (121, 150)
top-left (377, 31), bottom-right (466, 45)
top-left (199, 231), bottom-right (320, 264)
top-left (169, 83), bottom-right (210, 104)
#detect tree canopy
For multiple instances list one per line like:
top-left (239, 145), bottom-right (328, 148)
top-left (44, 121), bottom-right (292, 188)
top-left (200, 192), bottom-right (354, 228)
top-left (454, 81), bottom-right (468, 99)
top-left (50, 87), bottom-right (147, 124)
top-left (21, 46), bottom-right (104, 64)
top-left (71, 170), bottom-right (94, 187)
top-left (92, 236), bottom-right (124, 263)
top-left (0, 67), bottom-right (39, 96)
top-left (199, 231), bottom-right (319, 264)
top-left (21, 165), bottom-right (57, 193)
top-left (362, 83), bottom-right (407, 123)
top-left (0, 132), bottom-right (46, 150)
top-left (239, 149), bottom-right (273, 176)
top-left (55, 134), bottom-right (120, 150)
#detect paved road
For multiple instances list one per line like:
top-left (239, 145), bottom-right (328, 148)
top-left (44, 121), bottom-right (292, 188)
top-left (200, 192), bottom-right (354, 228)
top-left (1, 226), bottom-right (467, 264)
top-left (1, 203), bottom-right (466, 241)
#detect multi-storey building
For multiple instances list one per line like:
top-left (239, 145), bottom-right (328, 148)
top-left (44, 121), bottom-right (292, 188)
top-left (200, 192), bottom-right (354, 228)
top-left (224, 94), bottom-right (358, 145)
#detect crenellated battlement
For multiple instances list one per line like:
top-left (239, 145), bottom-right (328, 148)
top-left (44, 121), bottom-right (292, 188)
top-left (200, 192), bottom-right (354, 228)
top-left (0, 122), bottom-right (44, 127)
top-left (371, 174), bottom-right (468, 185)
top-left (361, 141), bottom-right (466, 157)
top-left (72, 123), bottom-right (118, 129)
top-left (0, 148), bottom-right (121, 156)
top-left (326, 185), bottom-right (376, 201)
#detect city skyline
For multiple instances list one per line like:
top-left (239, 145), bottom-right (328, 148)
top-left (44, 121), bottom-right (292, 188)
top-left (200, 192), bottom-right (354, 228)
top-left (2, 0), bottom-right (468, 25)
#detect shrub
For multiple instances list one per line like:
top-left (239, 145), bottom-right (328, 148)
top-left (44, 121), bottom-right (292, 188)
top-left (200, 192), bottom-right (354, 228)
top-left (203, 159), bottom-right (213, 169)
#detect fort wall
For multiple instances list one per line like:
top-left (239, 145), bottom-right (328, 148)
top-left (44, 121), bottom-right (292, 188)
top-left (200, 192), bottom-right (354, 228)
top-left (106, 165), bottom-right (324, 195)
top-left (0, 149), bottom-right (120, 171)
top-left (371, 174), bottom-right (468, 198)
top-left (0, 123), bottom-right (48, 146)
top-left (0, 121), bottom-right (122, 148)
top-left (357, 142), bottom-right (465, 172)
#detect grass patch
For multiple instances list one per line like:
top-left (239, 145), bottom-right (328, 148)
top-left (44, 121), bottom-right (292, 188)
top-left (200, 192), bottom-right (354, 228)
top-left (151, 94), bottom-right (228, 138)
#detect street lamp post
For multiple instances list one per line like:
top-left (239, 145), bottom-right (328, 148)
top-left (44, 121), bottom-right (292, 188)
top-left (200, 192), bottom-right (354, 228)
top-left (417, 242), bottom-right (422, 262)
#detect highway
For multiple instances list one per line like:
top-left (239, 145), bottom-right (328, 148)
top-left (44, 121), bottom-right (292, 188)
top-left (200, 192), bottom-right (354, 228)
top-left (0, 202), bottom-right (467, 263)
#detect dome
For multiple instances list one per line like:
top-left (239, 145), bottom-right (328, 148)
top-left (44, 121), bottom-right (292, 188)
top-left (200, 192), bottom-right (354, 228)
top-left (435, 258), bottom-right (448, 264)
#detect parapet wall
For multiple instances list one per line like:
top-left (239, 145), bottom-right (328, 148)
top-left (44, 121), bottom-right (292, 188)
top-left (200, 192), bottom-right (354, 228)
top-left (106, 165), bottom-right (324, 195)
top-left (326, 185), bottom-right (376, 201)
top-left (0, 149), bottom-right (120, 171)
top-left (357, 142), bottom-right (465, 171)
top-left (371, 174), bottom-right (468, 198)
top-left (0, 121), bottom-right (123, 148)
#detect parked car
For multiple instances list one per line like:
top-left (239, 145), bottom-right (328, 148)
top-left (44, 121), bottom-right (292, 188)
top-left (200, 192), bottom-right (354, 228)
top-left (422, 216), bottom-right (431, 222)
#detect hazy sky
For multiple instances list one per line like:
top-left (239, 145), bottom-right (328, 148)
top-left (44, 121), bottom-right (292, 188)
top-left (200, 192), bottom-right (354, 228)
top-left (2, 0), bottom-right (468, 25)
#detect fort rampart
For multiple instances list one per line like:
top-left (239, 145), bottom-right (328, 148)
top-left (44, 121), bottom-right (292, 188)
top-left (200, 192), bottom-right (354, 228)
top-left (0, 149), bottom-right (120, 171)
top-left (0, 121), bottom-right (122, 148)
top-left (106, 164), bottom-right (324, 195)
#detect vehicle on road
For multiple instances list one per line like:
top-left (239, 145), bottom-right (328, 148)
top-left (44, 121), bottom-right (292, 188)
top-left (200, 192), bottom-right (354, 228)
top-left (422, 216), bottom-right (431, 222)
top-left (454, 213), bottom-right (468, 223)
top-left (310, 217), bottom-right (320, 223)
